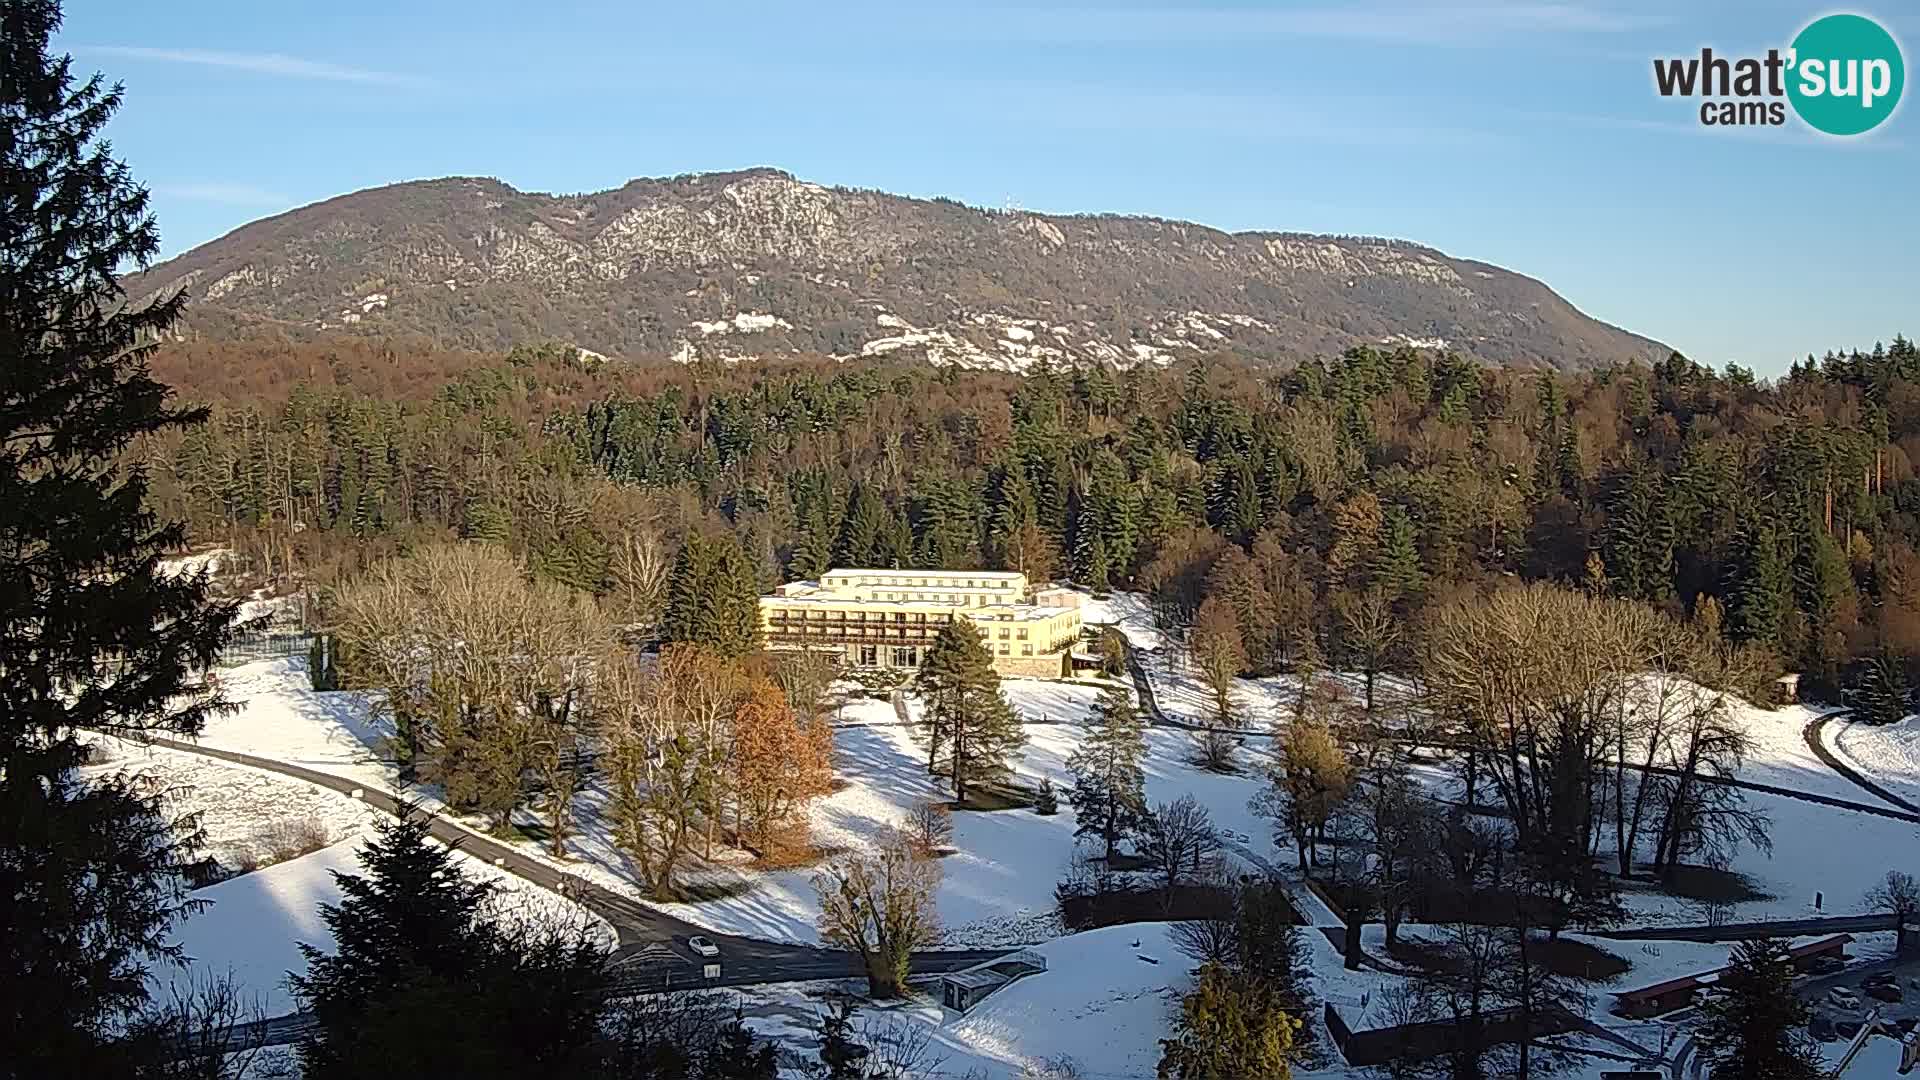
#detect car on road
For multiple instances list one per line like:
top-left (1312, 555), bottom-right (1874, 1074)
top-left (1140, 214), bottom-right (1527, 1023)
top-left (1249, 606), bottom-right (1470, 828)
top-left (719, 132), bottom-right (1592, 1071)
top-left (687, 936), bottom-right (720, 958)
top-left (1828, 987), bottom-right (1861, 1010)
top-left (1865, 979), bottom-right (1903, 1003)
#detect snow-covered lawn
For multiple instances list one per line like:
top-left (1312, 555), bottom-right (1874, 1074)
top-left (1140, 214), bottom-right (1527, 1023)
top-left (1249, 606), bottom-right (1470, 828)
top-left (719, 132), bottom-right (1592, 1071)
top-left (193, 657), bottom-right (399, 796)
top-left (731, 922), bottom-right (1191, 1080)
top-left (84, 736), bottom-right (379, 870)
top-left (1828, 713), bottom-right (1920, 809)
top-left (1074, 588), bottom-right (1167, 651)
top-left (648, 679), bottom-right (1277, 946)
top-left (183, 653), bottom-right (1916, 967)
top-left (1720, 701), bottom-right (1866, 804)
top-left (165, 839), bottom-right (611, 1015)
top-left (1611, 786), bottom-right (1920, 927)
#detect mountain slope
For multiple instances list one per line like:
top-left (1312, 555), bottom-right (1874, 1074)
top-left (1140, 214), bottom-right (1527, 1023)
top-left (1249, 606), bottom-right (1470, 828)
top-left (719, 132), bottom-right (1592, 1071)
top-left (131, 167), bottom-right (1666, 371)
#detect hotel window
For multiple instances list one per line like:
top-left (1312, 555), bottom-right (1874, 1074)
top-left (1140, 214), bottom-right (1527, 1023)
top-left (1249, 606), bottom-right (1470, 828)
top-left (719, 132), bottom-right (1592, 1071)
top-left (1017, 629), bottom-right (1028, 639)
top-left (998, 644), bottom-right (1009, 655)
top-left (997, 628), bottom-right (1009, 639)
top-left (1022, 645), bottom-right (1033, 656)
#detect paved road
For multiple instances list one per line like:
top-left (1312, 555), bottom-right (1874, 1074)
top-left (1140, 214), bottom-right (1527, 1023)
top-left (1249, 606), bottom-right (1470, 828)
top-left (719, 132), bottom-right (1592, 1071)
top-left (1805, 712), bottom-right (1920, 816)
top-left (138, 733), bottom-right (1015, 1049)
top-left (1118, 637), bottom-right (1920, 828)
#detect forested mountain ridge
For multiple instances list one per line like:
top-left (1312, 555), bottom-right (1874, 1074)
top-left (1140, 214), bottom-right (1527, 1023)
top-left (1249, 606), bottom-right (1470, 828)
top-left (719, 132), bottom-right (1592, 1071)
top-left (144, 335), bottom-right (1920, 705)
top-left (128, 167), bottom-right (1665, 372)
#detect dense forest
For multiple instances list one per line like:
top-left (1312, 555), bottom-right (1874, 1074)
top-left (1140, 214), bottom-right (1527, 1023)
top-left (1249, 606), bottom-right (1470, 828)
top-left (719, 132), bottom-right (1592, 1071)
top-left (141, 333), bottom-right (1920, 708)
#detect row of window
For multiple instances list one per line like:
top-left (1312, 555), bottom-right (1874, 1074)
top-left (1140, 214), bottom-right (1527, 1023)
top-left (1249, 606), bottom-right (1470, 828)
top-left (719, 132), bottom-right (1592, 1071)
top-left (769, 609), bottom-right (954, 623)
top-left (843, 575), bottom-right (1015, 590)
top-left (861, 591), bottom-right (991, 605)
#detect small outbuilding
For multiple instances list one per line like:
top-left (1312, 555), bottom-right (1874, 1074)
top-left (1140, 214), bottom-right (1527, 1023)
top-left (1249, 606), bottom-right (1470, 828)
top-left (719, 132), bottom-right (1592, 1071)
top-left (937, 949), bottom-right (1048, 1013)
top-left (1774, 672), bottom-right (1803, 705)
top-left (939, 968), bottom-right (1012, 1013)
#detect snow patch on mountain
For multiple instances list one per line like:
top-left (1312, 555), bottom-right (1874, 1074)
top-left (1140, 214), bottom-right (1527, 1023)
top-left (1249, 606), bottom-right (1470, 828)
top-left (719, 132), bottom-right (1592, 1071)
top-left (690, 311), bottom-right (793, 336)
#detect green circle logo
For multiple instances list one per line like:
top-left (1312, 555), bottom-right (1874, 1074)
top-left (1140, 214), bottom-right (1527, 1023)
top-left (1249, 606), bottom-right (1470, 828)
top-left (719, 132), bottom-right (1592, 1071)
top-left (1787, 13), bottom-right (1905, 135)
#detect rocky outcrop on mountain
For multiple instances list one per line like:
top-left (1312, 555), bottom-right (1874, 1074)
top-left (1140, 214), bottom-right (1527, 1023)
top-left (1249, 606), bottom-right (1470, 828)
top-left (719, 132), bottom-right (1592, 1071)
top-left (131, 167), bottom-right (1665, 371)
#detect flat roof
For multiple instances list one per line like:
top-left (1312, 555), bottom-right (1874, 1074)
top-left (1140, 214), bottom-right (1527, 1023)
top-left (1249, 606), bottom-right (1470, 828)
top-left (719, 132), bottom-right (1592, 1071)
top-left (823, 568), bottom-right (1025, 581)
top-left (760, 596), bottom-right (1075, 621)
top-left (941, 969), bottom-right (1011, 990)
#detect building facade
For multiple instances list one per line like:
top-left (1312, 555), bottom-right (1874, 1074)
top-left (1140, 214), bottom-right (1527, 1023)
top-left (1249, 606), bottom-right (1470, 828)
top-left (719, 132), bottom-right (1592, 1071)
top-left (759, 568), bottom-right (1082, 678)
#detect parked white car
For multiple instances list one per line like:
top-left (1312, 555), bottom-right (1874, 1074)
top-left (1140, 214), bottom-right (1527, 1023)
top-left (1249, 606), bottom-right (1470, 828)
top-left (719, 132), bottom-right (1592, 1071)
top-left (688, 936), bottom-right (720, 958)
top-left (1828, 987), bottom-right (1861, 1010)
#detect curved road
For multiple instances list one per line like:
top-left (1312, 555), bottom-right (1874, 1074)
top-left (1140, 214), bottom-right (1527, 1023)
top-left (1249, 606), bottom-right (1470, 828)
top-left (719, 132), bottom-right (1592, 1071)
top-left (139, 733), bottom-right (1012, 1038)
top-left (1803, 711), bottom-right (1920, 816)
top-left (1122, 640), bottom-right (1920, 824)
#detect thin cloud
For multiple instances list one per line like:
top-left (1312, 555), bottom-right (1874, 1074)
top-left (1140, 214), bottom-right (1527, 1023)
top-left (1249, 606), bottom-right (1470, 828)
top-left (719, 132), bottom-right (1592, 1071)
top-left (153, 183), bottom-right (295, 208)
top-left (79, 45), bottom-right (429, 87)
top-left (1550, 110), bottom-right (1910, 152)
top-left (986, 4), bottom-right (1670, 45)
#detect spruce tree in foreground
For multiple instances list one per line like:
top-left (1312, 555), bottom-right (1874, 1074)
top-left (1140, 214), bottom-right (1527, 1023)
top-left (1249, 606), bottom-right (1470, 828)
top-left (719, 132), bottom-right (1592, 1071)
top-left (1, 2), bottom-right (236, 1073)
top-left (292, 809), bottom-right (611, 1077)
top-left (1692, 938), bottom-right (1823, 1080)
top-left (1066, 683), bottom-right (1149, 860)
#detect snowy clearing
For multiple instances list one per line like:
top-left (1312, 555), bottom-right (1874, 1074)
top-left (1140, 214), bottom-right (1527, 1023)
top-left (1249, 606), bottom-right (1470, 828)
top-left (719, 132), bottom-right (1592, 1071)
top-left (164, 839), bottom-right (612, 1016)
top-left (82, 736), bottom-right (379, 870)
top-left (729, 922), bottom-right (1190, 1080)
top-left (1829, 712), bottom-right (1920, 809)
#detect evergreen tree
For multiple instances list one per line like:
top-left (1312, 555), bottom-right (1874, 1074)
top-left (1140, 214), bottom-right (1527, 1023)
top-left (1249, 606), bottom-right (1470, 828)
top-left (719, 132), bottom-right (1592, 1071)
top-left (1692, 938), bottom-right (1823, 1080)
top-left (1157, 963), bottom-right (1300, 1080)
top-left (1, 7), bottom-right (237, 1073)
top-left (1730, 525), bottom-right (1791, 646)
top-left (462, 497), bottom-right (512, 544)
top-left (1065, 684), bottom-right (1149, 860)
top-left (1033, 776), bottom-right (1059, 815)
top-left (813, 996), bottom-right (867, 1080)
top-left (835, 484), bottom-right (893, 568)
top-left (661, 532), bottom-right (762, 657)
top-left (291, 810), bottom-right (611, 1077)
top-left (913, 619), bottom-right (1026, 805)
top-left (1075, 447), bottom-right (1141, 583)
top-left (1371, 505), bottom-right (1426, 599)
top-left (1856, 651), bottom-right (1911, 726)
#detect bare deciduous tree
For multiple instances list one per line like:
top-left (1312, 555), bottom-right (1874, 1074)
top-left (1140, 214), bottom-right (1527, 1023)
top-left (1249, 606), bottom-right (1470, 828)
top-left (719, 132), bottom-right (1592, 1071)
top-left (858, 1011), bottom-right (948, 1080)
top-left (1865, 870), bottom-right (1920, 921)
top-left (605, 527), bottom-right (672, 631)
top-left (127, 972), bottom-right (270, 1079)
top-left (1188, 597), bottom-right (1245, 771)
top-left (1139, 795), bottom-right (1219, 898)
top-left (814, 828), bottom-right (941, 998)
top-left (906, 800), bottom-right (954, 855)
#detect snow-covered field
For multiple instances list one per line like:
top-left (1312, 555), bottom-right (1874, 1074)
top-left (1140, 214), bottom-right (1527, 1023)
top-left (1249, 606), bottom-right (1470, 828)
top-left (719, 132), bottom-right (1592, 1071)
top-left (192, 657), bottom-right (399, 796)
top-left (189, 652), bottom-right (1917, 941)
top-left (647, 678), bottom-right (1279, 946)
top-left (158, 620), bottom-right (1920, 1074)
top-left (83, 736), bottom-right (379, 870)
top-left (1075, 589), bottom-right (1167, 651)
top-left (1728, 702), bottom-right (1863, 802)
top-left (164, 839), bottom-right (612, 1016)
top-left (728, 922), bottom-right (1189, 1080)
top-left (1829, 713), bottom-right (1920, 809)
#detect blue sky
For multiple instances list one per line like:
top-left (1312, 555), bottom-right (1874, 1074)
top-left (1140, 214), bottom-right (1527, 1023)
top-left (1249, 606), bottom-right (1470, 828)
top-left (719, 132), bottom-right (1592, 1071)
top-left (57, 1), bottom-right (1917, 374)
